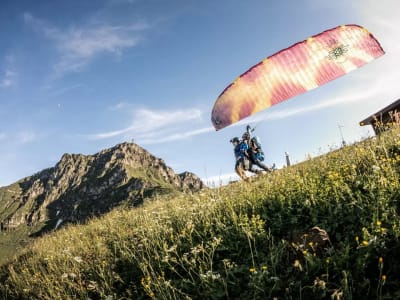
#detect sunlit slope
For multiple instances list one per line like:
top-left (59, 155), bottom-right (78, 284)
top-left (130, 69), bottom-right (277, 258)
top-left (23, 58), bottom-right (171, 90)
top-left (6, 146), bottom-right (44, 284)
top-left (2, 127), bottom-right (400, 299)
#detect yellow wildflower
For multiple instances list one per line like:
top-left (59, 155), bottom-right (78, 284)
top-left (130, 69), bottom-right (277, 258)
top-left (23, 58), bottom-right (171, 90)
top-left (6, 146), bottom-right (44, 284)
top-left (382, 275), bottom-right (387, 284)
top-left (294, 259), bottom-right (303, 271)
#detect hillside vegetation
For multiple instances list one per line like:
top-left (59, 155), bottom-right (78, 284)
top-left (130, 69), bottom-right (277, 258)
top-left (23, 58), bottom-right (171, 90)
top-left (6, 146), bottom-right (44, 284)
top-left (0, 142), bottom-right (203, 265)
top-left (1, 127), bottom-right (400, 299)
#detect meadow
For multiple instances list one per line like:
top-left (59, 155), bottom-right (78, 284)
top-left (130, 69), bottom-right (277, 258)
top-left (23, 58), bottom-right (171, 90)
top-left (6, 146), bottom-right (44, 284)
top-left (1, 126), bottom-right (400, 299)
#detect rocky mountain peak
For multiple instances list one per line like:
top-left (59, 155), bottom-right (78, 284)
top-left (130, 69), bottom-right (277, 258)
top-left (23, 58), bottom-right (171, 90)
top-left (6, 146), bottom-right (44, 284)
top-left (0, 142), bottom-right (204, 235)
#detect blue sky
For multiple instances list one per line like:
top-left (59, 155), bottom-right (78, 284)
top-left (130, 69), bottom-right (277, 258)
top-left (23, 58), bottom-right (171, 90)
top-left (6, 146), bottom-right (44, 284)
top-left (0, 0), bottom-right (399, 187)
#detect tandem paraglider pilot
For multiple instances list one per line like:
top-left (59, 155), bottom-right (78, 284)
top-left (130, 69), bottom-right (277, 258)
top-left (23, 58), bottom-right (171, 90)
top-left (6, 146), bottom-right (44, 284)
top-left (230, 125), bottom-right (272, 181)
top-left (230, 136), bottom-right (249, 181)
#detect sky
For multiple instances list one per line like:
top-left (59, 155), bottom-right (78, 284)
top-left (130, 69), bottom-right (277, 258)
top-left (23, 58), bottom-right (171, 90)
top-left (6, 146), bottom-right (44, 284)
top-left (1, 0), bottom-right (399, 187)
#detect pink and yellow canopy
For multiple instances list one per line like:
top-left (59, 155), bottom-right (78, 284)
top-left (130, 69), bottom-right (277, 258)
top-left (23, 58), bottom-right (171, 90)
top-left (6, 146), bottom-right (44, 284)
top-left (211, 24), bottom-right (385, 130)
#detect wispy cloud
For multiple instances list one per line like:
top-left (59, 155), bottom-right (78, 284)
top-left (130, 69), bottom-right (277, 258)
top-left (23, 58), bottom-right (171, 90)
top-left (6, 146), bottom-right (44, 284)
top-left (132, 108), bottom-right (203, 132)
top-left (16, 131), bottom-right (37, 144)
top-left (0, 70), bottom-right (17, 88)
top-left (108, 102), bottom-right (131, 111)
top-left (23, 12), bottom-right (149, 74)
top-left (1, 54), bottom-right (17, 88)
top-left (0, 130), bottom-right (38, 145)
top-left (86, 107), bottom-right (212, 144)
top-left (140, 126), bottom-right (214, 144)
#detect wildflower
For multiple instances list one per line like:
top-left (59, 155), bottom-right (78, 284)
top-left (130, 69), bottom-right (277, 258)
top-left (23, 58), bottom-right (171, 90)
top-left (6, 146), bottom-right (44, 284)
top-left (355, 236), bottom-right (359, 243)
top-left (87, 281), bottom-right (98, 291)
top-left (379, 257), bottom-right (383, 265)
top-left (200, 271), bottom-right (221, 280)
top-left (212, 236), bottom-right (222, 246)
top-left (381, 275), bottom-right (387, 284)
top-left (362, 240), bottom-right (369, 246)
top-left (262, 265), bottom-right (268, 271)
top-left (249, 268), bottom-right (256, 273)
top-left (376, 220), bottom-right (382, 226)
top-left (167, 245), bottom-right (177, 253)
top-left (294, 259), bottom-right (303, 271)
top-left (372, 165), bottom-right (381, 173)
top-left (141, 276), bottom-right (151, 289)
top-left (314, 277), bottom-right (326, 289)
top-left (73, 256), bottom-right (83, 263)
top-left (223, 259), bottom-right (237, 269)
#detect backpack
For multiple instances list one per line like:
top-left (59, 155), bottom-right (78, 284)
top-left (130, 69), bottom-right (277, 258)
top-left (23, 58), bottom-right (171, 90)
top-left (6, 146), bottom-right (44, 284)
top-left (251, 136), bottom-right (265, 161)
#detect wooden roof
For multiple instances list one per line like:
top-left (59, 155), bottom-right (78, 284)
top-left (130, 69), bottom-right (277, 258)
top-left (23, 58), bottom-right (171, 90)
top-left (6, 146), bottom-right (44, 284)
top-left (359, 99), bottom-right (400, 126)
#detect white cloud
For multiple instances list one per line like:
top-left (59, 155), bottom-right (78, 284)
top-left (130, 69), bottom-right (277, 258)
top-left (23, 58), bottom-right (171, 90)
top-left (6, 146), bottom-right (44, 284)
top-left (134, 108), bottom-right (202, 132)
top-left (86, 107), bottom-right (211, 144)
top-left (0, 69), bottom-right (17, 88)
top-left (0, 131), bottom-right (38, 145)
top-left (108, 102), bottom-right (130, 111)
top-left (140, 126), bottom-right (214, 144)
top-left (16, 131), bottom-right (37, 144)
top-left (23, 12), bottom-right (149, 74)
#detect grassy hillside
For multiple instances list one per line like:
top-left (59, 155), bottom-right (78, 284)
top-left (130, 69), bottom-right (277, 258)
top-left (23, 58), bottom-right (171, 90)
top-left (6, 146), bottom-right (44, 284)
top-left (1, 127), bottom-right (400, 299)
top-left (0, 226), bottom-right (38, 266)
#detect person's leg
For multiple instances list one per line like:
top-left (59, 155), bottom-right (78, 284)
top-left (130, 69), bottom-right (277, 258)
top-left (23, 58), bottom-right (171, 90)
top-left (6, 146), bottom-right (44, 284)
top-left (235, 159), bottom-right (248, 180)
top-left (255, 160), bottom-right (272, 172)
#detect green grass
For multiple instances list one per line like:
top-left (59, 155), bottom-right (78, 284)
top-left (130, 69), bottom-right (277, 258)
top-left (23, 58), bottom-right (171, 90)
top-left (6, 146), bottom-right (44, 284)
top-left (2, 127), bottom-right (400, 299)
top-left (0, 225), bottom-right (38, 266)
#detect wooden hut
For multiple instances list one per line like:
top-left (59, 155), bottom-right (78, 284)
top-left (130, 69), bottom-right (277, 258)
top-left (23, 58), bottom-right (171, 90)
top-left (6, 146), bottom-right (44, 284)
top-left (359, 99), bottom-right (400, 134)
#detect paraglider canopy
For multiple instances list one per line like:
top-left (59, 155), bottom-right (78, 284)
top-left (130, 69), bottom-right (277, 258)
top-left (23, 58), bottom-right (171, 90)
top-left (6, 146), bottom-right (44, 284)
top-left (211, 24), bottom-right (385, 131)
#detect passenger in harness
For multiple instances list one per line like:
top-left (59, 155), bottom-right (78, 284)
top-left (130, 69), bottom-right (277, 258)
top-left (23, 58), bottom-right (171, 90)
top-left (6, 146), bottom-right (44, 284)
top-left (230, 136), bottom-right (259, 181)
top-left (242, 125), bottom-right (272, 173)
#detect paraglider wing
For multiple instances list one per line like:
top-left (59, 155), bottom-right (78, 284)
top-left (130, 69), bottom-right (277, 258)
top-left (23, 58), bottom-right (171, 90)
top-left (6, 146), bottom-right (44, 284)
top-left (211, 24), bottom-right (385, 130)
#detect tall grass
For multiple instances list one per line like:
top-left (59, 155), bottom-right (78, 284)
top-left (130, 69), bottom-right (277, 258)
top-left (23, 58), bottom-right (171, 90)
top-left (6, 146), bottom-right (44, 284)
top-left (1, 127), bottom-right (400, 299)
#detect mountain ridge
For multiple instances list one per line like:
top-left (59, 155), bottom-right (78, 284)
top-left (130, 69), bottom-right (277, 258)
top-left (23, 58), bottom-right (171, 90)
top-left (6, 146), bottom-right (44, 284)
top-left (0, 142), bottom-right (204, 236)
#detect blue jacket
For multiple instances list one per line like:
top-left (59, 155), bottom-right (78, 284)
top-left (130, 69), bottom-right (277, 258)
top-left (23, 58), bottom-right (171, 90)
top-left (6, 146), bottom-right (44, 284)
top-left (234, 142), bottom-right (248, 160)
